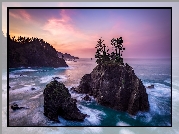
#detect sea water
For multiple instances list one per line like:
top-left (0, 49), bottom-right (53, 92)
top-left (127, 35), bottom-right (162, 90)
top-left (7, 58), bottom-right (172, 127)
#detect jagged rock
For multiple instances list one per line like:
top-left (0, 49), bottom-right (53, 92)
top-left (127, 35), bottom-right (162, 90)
top-left (83, 95), bottom-right (91, 101)
top-left (77, 63), bottom-right (150, 115)
top-left (31, 87), bottom-right (36, 90)
top-left (43, 80), bottom-right (87, 122)
top-left (11, 103), bottom-right (26, 111)
top-left (147, 85), bottom-right (154, 89)
top-left (70, 87), bottom-right (79, 93)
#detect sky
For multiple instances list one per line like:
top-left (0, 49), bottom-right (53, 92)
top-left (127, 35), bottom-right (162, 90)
top-left (8, 8), bottom-right (171, 58)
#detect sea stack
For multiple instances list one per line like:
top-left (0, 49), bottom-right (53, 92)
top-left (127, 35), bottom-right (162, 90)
top-left (43, 80), bottom-right (87, 122)
top-left (77, 62), bottom-right (150, 115)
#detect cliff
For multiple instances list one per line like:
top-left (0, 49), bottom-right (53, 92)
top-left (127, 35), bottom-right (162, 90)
top-left (76, 62), bottom-right (150, 115)
top-left (9, 36), bottom-right (68, 68)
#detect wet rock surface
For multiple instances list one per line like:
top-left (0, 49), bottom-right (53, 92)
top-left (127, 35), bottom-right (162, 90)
top-left (77, 63), bottom-right (150, 115)
top-left (43, 80), bottom-right (87, 122)
top-left (83, 95), bottom-right (91, 101)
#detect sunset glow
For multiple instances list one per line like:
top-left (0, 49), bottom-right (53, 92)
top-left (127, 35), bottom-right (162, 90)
top-left (9, 8), bottom-right (171, 58)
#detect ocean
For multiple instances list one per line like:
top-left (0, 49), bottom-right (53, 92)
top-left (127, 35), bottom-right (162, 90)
top-left (7, 58), bottom-right (172, 127)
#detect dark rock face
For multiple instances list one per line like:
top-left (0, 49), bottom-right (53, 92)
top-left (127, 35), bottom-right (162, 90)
top-left (147, 84), bottom-right (154, 89)
top-left (11, 103), bottom-right (27, 111)
top-left (77, 63), bottom-right (150, 115)
top-left (43, 80), bottom-right (87, 122)
top-left (83, 95), bottom-right (91, 101)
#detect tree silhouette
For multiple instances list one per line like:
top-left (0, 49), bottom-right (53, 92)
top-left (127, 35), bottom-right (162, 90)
top-left (95, 37), bottom-right (125, 64)
top-left (111, 37), bottom-right (125, 63)
top-left (95, 38), bottom-right (110, 64)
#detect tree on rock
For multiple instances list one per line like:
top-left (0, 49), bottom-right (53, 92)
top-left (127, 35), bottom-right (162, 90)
top-left (111, 37), bottom-right (125, 63)
top-left (95, 37), bottom-right (125, 64)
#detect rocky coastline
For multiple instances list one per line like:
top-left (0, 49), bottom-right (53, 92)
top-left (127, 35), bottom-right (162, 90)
top-left (76, 62), bottom-right (150, 115)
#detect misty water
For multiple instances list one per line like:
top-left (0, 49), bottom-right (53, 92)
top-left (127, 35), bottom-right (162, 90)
top-left (8, 58), bottom-right (171, 126)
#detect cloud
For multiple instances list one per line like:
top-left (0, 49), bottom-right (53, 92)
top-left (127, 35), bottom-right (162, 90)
top-left (20, 10), bottom-right (31, 20)
top-left (42, 9), bottom-right (97, 46)
top-left (9, 9), bottom-right (31, 21)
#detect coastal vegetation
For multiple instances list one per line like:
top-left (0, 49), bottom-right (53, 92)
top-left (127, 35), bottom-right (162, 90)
top-left (95, 37), bottom-right (125, 64)
top-left (8, 35), bottom-right (68, 68)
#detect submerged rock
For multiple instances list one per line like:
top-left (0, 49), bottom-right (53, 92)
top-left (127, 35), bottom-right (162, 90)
top-left (147, 84), bottom-right (154, 89)
top-left (31, 87), bottom-right (36, 90)
top-left (77, 63), bottom-right (150, 115)
top-left (11, 103), bottom-right (27, 111)
top-left (83, 95), bottom-right (91, 101)
top-left (43, 80), bottom-right (87, 122)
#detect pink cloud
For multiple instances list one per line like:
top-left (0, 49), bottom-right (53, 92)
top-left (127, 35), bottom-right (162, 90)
top-left (9, 11), bottom-right (21, 19)
top-left (42, 9), bottom-right (98, 49)
top-left (20, 10), bottom-right (31, 20)
top-left (9, 9), bottom-right (31, 21)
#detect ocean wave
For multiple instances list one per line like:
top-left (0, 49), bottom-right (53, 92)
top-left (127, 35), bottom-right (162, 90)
top-left (57, 104), bottom-right (106, 126)
top-left (9, 85), bottom-right (41, 94)
top-left (9, 74), bottom-right (28, 79)
top-left (11, 69), bottom-right (38, 73)
top-left (78, 105), bottom-right (106, 125)
top-left (30, 92), bottom-right (43, 99)
top-left (164, 78), bottom-right (171, 84)
top-left (40, 75), bottom-right (67, 83)
top-left (151, 73), bottom-right (171, 76)
top-left (54, 66), bottom-right (74, 70)
top-left (144, 82), bottom-right (171, 98)
top-left (116, 121), bottom-right (130, 126)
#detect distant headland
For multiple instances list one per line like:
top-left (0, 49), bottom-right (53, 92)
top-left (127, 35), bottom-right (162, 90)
top-left (57, 52), bottom-right (79, 61)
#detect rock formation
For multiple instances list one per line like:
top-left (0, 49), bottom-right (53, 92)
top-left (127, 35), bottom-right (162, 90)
top-left (43, 80), bottom-right (87, 122)
top-left (77, 63), bottom-right (150, 115)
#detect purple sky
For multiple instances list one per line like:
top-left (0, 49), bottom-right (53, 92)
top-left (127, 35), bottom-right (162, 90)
top-left (9, 8), bottom-right (171, 58)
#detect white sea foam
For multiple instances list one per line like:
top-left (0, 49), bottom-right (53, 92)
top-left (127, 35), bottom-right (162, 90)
top-left (9, 74), bottom-right (20, 78)
top-left (57, 104), bottom-right (106, 126)
top-left (164, 79), bottom-right (171, 84)
top-left (78, 105), bottom-right (106, 125)
top-left (30, 92), bottom-right (43, 99)
top-left (9, 74), bottom-right (28, 79)
top-left (40, 75), bottom-right (67, 83)
top-left (116, 121), bottom-right (130, 126)
top-left (11, 69), bottom-right (38, 73)
top-left (145, 83), bottom-right (171, 98)
top-left (137, 112), bottom-right (153, 123)
top-left (9, 85), bottom-right (40, 94)
top-left (54, 66), bottom-right (74, 70)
